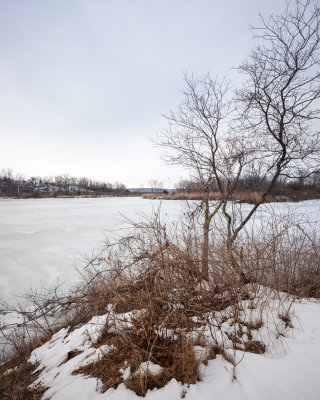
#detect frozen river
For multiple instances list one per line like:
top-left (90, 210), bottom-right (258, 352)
top-left (0, 197), bottom-right (319, 303)
top-left (0, 197), bottom-right (182, 303)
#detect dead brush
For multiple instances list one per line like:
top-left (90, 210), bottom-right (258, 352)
top-left (0, 334), bottom-right (49, 400)
top-left (72, 262), bottom-right (205, 397)
top-left (1, 207), bottom-right (319, 396)
top-left (69, 213), bottom-right (320, 392)
top-left (229, 214), bottom-right (320, 300)
top-left (243, 341), bottom-right (265, 354)
top-left (125, 336), bottom-right (199, 397)
top-left (203, 344), bottom-right (236, 365)
top-left (0, 360), bottom-right (46, 400)
top-left (278, 313), bottom-right (293, 329)
top-left (74, 306), bottom-right (200, 397)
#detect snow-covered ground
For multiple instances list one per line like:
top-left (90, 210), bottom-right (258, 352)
top-left (26, 294), bottom-right (320, 400)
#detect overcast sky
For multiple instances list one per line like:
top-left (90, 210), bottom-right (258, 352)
top-left (0, 0), bottom-right (285, 188)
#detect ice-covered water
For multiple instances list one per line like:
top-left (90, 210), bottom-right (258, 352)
top-left (0, 197), bottom-right (319, 303)
top-left (0, 197), bottom-right (182, 303)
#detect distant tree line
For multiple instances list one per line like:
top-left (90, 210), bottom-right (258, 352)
top-left (175, 171), bottom-right (320, 201)
top-left (0, 168), bottom-right (127, 197)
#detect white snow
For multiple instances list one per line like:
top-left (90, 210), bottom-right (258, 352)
top-left (28, 314), bottom-right (112, 400)
top-left (135, 361), bottom-right (163, 377)
top-left (187, 300), bottom-right (320, 400)
top-left (19, 294), bottom-right (320, 400)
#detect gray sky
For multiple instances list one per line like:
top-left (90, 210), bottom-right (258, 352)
top-left (0, 0), bottom-right (284, 188)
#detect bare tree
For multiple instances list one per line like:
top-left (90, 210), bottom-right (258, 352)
top-left (233, 0), bottom-right (320, 241)
top-left (60, 173), bottom-right (72, 194)
top-left (156, 75), bottom-right (234, 279)
top-left (156, 0), bottom-right (320, 281)
top-left (54, 175), bottom-right (64, 193)
top-left (149, 179), bottom-right (164, 193)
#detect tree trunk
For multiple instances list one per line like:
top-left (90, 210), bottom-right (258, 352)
top-left (201, 189), bottom-right (210, 281)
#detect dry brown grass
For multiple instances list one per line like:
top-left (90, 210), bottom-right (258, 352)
top-left (142, 191), bottom-right (273, 204)
top-left (0, 312), bottom-right (65, 398)
top-left (232, 191), bottom-right (265, 203)
top-left (0, 345), bottom-right (47, 400)
top-left (0, 361), bottom-right (46, 400)
top-left (243, 341), bottom-right (265, 354)
top-left (143, 189), bottom-right (320, 203)
top-left (74, 316), bottom-right (200, 396)
top-left (142, 192), bottom-right (220, 201)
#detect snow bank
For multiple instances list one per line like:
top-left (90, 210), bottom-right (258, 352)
top-left (20, 297), bottom-right (320, 400)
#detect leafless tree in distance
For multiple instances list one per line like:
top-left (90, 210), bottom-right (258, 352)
top-left (149, 179), bottom-right (164, 193)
